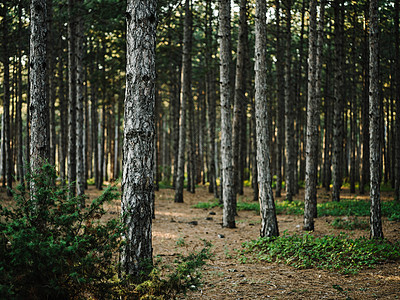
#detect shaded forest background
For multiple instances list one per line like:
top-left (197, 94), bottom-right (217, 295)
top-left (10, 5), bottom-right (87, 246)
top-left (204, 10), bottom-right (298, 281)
top-left (1, 0), bottom-right (399, 221)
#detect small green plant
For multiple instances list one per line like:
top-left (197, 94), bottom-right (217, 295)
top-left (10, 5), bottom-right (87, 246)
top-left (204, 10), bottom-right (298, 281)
top-left (331, 217), bottom-right (369, 230)
top-left (0, 164), bottom-right (124, 299)
top-left (239, 232), bottom-right (400, 274)
top-left (176, 237), bottom-right (186, 247)
top-left (192, 200), bottom-right (221, 209)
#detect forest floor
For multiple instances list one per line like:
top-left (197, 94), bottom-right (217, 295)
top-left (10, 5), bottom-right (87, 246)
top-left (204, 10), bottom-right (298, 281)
top-left (89, 184), bottom-right (400, 300)
top-left (2, 183), bottom-right (399, 299)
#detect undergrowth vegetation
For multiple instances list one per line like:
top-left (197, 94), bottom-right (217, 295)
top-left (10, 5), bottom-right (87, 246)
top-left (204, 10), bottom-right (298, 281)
top-left (193, 198), bottom-right (400, 221)
top-left (239, 233), bottom-right (400, 274)
top-left (0, 165), bottom-right (212, 299)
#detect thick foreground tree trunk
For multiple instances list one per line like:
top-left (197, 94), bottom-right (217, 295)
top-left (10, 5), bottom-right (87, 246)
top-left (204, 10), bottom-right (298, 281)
top-left (121, 0), bottom-right (156, 277)
top-left (30, 0), bottom-right (49, 193)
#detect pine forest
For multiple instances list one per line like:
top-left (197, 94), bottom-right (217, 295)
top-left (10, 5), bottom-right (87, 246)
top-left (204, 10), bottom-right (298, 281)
top-left (1, 0), bottom-right (400, 298)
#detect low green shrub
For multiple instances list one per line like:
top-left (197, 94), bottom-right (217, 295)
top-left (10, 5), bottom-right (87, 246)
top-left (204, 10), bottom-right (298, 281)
top-left (0, 164), bottom-right (124, 299)
top-left (330, 217), bottom-right (369, 230)
top-left (240, 232), bottom-right (400, 274)
top-left (0, 164), bottom-right (213, 299)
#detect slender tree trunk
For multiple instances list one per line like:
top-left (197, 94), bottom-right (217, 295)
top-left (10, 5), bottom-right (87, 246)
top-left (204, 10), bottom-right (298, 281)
top-left (284, 0), bottom-right (295, 202)
top-left (369, 0), bottom-right (383, 239)
top-left (121, 0), bottom-right (156, 277)
top-left (275, 0), bottom-right (284, 198)
top-left (219, 0), bottom-right (236, 228)
top-left (76, 0), bottom-right (85, 198)
top-left (58, 29), bottom-right (67, 183)
top-left (233, 0), bottom-right (248, 197)
top-left (2, 6), bottom-right (12, 195)
top-left (255, 0), bottom-right (279, 237)
top-left (30, 0), bottom-right (49, 194)
top-left (205, 0), bottom-right (218, 198)
top-left (361, 1), bottom-right (370, 195)
top-left (68, 0), bottom-right (77, 197)
top-left (332, 0), bottom-right (344, 202)
top-left (174, 0), bottom-right (191, 203)
top-left (304, 0), bottom-right (318, 231)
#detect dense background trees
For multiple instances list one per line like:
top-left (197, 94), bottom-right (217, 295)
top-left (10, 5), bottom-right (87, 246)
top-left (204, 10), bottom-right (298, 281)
top-left (1, 0), bottom-right (399, 239)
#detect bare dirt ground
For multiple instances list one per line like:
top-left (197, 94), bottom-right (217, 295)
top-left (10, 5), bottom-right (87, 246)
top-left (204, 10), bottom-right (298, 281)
top-left (3, 184), bottom-right (400, 299)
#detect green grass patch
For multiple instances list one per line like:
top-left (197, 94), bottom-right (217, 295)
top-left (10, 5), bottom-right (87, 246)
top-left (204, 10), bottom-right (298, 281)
top-left (330, 217), bottom-right (369, 230)
top-left (192, 200), bottom-right (221, 209)
top-left (239, 233), bottom-right (400, 274)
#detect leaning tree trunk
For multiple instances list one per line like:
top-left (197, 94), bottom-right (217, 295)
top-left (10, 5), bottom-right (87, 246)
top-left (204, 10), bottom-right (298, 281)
top-left (219, 0), bottom-right (236, 228)
top-left (255, 0), bottom-right (279, 237)
top-left (174, 0), bottom-right (191, 203)
top-left (369, 0), bottom-right (383, 239)
top-left (304, 0), bottom-right (318, 231)
top-left (68, 0), bottom-right (77, 197)
top-left (332, 0), bottom-right (344, 202)
top-left (30, 0), bottom-right (49, 195)
top-left (121, 0), bottom-right (156, 277)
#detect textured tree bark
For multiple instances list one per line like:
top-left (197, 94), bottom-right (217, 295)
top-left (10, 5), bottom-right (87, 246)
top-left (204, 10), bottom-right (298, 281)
top-left (369, 0), bottom-right (383, 239)
top-left (332, 0), bottom-right (344, 202)
top-left (219, 0), bottom-right (236, 228)
top-left (284, 0), bottom-right (295, 202)
top-left (121, 0), bottom-right (156, 277)
top-left (255, 0), bottom-right (279, 237)
top-left (205, 0), bottom-right (218, 198)
top-left (304, 0), bottom-right (318, 231)
top-left (174, 0), bottom-right (191, 203)
top-left (30, 0), bottom-right (49, 194)
top-left (76, 0), bottom-right (85, 198)
top-left (232, 0), bottom-right (248, 198)
top-left (68, 0), bottom-right (77, 197)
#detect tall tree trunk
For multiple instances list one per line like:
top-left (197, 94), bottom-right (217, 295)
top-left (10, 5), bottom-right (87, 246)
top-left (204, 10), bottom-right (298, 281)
top-left (76, 0), bottom-right (85, 198)
top-left (1, 5), bottom-right (12, 195)
top-left (58, 27), bottom-right (67, 183)
top-left (304, 0), bottom-right (318, 231)
top-left (255, 0), bottom-right (279, 237)
top-left (284, 0), bottom-right (295, 202)
top-left (361, 1), bottom-right (370, 195)
top-left (174, 0), bottom-right (191, 203)
top-left (17, 4), bottom-right (25, 190)
top-left (121, 0), bottom-right (156, 277)
top-left (275, 0), bottom-right (284, 198)
top-left (68, 0), bottom-right (77, 197)
top-left (205, 0), bottom-right (218, 198)
top-left (332, 0), bottom-right (344, 202)
top-left (186, 2), bottom-right (195, 194)
top-left (219, 0), bottom-right (236, 228)
top-left (232, 0), bottom-right (248, 197)
top-left (369, 0), bottom-right (383, 239)
top-left (30, 0), bottom-right (49, 194)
